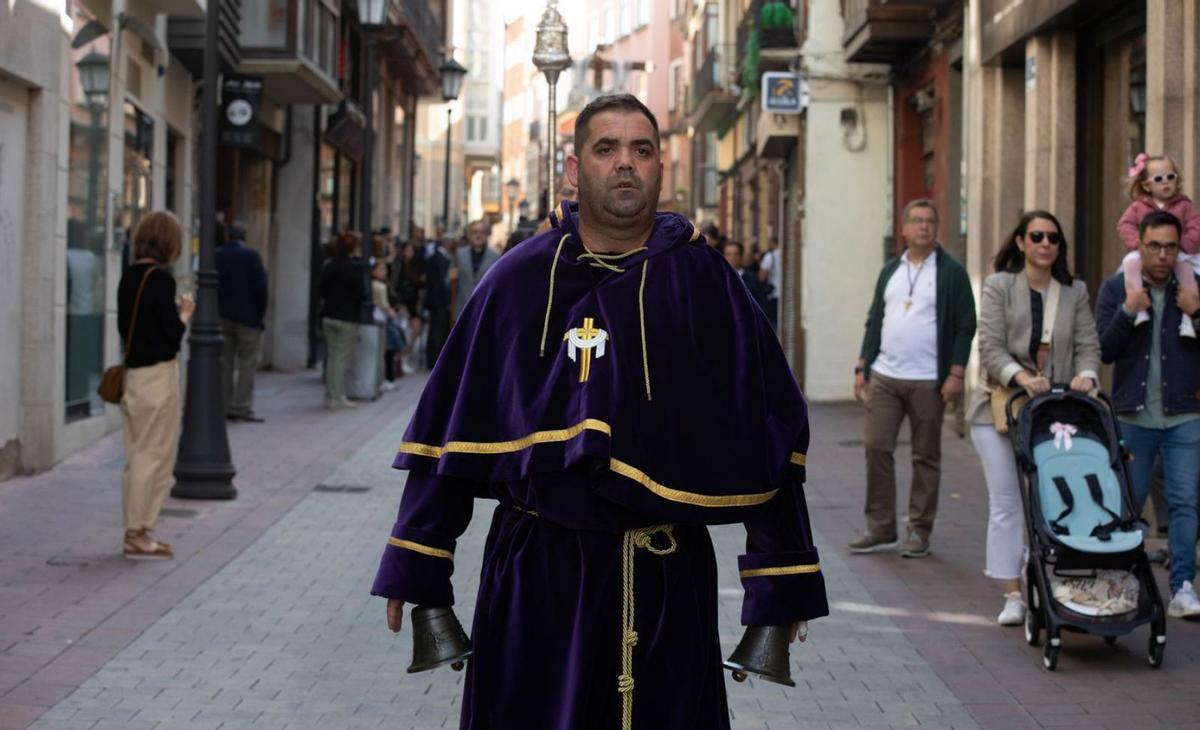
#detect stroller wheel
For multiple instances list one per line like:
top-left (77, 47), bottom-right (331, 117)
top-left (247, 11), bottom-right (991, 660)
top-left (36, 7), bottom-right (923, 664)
top-left (1148, 634), bottom-right (1165, 668)
top-left (1042, 637), bottom-right (1060, 671)
top-left (1023, 605), bottom-right (1041, 646)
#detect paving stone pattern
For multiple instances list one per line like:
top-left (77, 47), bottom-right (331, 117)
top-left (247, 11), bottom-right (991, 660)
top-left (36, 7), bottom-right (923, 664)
top-left (30, 398), bottom-right (973, 730)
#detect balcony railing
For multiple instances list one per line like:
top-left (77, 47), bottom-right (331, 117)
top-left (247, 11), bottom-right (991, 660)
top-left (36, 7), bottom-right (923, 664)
top-left (235, 0), bottom-right (341, 103)
top-left (840, 0), bottom-right (950, 64)
top-left (689, 43), bottom-right (736, 115)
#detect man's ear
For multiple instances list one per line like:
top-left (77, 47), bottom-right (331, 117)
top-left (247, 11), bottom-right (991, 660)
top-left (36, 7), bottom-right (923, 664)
top-left (565, 154), bottom-right (579, 188)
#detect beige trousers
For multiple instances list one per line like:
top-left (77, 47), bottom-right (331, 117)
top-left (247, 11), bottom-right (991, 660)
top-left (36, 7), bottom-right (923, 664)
top-left (863, 372), bottom-right (945, 540)
top-left (120, 359), bottom-right (182, 532)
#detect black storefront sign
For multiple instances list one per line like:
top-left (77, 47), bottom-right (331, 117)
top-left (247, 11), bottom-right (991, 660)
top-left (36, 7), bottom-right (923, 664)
top-left (980, 0), bottom-right (1080, 62)
top-left (220, 75), bottom-right (264, 148)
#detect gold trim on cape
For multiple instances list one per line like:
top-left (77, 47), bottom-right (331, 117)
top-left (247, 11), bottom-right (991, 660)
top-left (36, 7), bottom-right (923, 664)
top-left (398, 419), bottom-right (784, 508)
top-left (608, 458), bottom-right (778, 508)
top-left (398, 418), bottom-right (613, 458)
top-left (387, 537), bottom-right (454, 560)
top-left (739, 563), bottom-right (821, 579)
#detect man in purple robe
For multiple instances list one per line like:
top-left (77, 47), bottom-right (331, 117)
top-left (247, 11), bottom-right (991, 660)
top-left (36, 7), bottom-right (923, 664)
top-left (371, 94), bottom-right (829, 730)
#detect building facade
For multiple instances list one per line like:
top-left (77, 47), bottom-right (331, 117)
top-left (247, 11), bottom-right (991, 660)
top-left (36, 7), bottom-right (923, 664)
top-left (0, 0), bottom-right (448, 478)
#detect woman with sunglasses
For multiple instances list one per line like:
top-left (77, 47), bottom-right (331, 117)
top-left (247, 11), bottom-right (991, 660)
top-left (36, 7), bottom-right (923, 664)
top-left (965, 210), bottom-right (1101, 626)
top-left (1117, 154), bottom-right (1200, 337)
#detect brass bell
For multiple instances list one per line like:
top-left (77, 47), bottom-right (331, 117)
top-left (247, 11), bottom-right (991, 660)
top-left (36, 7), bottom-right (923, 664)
top-left (407, 606), bottom-right (473, 673)
top-left (722, 625), bottom-right (795, 687)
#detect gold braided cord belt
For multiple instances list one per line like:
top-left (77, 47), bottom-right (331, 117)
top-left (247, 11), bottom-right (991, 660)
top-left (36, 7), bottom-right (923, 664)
top-left (618, 525), bottom-right (677, 730)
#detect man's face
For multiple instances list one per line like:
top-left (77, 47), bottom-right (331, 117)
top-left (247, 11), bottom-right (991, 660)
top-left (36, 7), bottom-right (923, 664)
top-left (1139, 224), bottom-right (1181, 283)
top-left (901, 206), bottom-right (938, 248)
top-left (567, 110), bottom-right (663, 228)
top-left (411, 226), bottom-right (425, 244)
top-left (468, 224), bottom-right (488, 247)
top-left (722, 244), bottom-right (742, 269)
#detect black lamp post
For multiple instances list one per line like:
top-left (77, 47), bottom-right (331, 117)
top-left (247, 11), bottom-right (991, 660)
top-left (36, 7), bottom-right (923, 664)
top-left (438, 56), bottom-right (467, 232)
top-left (357, 0), bottom-right (389, 235)
top-left (76, 51), bottom-right (109, 250)
top-left (173, 0), bottom-right (236, 500)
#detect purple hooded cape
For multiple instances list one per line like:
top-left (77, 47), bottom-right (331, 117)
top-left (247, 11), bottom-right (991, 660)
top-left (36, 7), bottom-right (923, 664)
top-left (373, 204), bottom-right (828, 730)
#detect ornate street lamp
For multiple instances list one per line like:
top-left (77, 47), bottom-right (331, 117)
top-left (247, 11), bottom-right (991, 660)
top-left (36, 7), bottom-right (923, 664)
top-left (533, 0), bottom-right (570, 214)
top-left (356, 0), bottom-right (388, 25)
top-left (439, 56), bottom-right (468, 231)
top-left (76, 51), bottom-right (111, 107)
top-left (76, 51), bottom-right (109, 251)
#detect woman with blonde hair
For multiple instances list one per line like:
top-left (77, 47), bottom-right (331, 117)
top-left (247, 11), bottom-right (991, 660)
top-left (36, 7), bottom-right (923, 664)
top-left (117, 211), bottom-right (194, 559)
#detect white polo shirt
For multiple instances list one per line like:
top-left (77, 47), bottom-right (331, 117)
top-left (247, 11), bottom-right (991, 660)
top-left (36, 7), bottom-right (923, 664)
top-left (870, 250), bottom-right (939, 381)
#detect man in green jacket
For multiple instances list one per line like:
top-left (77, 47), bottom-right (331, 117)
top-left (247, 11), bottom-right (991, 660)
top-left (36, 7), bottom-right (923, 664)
top-left (850, 199), bottom-right (976, 558)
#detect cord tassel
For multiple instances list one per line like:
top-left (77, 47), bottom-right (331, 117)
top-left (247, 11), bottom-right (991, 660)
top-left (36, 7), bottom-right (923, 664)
top-left (619, 525), bottom-right (676, 730)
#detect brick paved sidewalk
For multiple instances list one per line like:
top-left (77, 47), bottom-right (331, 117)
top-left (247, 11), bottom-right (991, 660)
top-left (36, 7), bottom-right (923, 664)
top-left (808, 404), bottom-right (1200, 729)
top-left (3, 379), bottom-right (1200, 729)
top-left (0, 370), bottom-right (425, 729)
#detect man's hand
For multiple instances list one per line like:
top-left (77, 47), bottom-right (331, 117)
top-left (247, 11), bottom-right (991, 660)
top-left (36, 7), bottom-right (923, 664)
top-left (853, 372), bottom-right (869, 403)
top-left (387, 599), bottom-right (405, 633)
top-left (789, 621), bottom-right (808, 643)
top-left (1177, 286), bottom-right (1200, 317)
top-left (178, 293), bottom-right (196, 324)
top-left (1125, 288), bottom-right (1152, 315)
top-left (940, 373), bottom-right (964, 404)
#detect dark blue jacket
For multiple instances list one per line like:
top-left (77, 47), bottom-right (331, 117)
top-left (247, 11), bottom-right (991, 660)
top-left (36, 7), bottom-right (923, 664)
top-left (215, 240), bottom-right (269, 329)
top-left (1094, 272), bottom-right (1200, 416)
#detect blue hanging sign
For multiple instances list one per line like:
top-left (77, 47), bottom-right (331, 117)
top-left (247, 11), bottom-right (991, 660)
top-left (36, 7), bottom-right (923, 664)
top-left (761, 72), bottom-right (805, 114)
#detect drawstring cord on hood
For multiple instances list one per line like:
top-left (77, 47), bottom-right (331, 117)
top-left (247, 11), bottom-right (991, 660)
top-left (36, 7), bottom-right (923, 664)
top-left (537, 234), bottom-right (654, 400)
top-left (539, 234), bottom-right (571, 358)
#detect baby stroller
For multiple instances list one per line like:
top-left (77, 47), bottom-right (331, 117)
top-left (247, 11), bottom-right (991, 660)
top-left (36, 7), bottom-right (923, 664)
top-left (1005, 388), bottom-right (1166, 671)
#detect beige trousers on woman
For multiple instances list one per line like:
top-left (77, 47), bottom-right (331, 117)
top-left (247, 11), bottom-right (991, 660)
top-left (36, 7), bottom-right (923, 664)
top-left (120, 358), bottom-right (182, 532)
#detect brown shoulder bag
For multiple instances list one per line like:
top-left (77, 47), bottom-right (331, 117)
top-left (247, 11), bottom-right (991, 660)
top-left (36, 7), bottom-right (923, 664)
top-left (97, 267), bottom-right (155, 404)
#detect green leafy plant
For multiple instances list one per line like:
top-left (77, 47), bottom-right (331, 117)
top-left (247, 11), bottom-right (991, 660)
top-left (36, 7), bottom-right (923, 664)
top-left (741, 28), bottom-right (761, 98)
top-left (760, 1), bottom-right (794, 30)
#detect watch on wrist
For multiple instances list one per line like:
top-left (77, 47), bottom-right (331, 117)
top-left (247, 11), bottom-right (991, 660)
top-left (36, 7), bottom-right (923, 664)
top-left (854, 366), bottom-right (864, 375)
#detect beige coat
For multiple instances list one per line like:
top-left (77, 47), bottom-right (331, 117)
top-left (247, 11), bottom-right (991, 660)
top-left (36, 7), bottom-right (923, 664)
top-left (966, 271), bottom-right (1102, 425)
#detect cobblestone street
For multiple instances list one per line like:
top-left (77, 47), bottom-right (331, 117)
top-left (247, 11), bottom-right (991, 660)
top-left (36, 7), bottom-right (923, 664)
top-left (2, 371), bottom-right (1199, 729)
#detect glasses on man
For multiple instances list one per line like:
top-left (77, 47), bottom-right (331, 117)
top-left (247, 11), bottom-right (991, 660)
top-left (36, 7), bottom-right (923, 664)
top-left (907, 217), bottom-right (937, 227)
top-left (1027, 231), bottom-right (1062, 245)
top-left (1150, 173), bottom-right (1178, 184)
top-left (1143, 241), bottom-right (1180, 255)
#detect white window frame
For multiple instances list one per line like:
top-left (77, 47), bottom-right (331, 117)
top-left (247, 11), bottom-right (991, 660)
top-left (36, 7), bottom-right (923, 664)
top-left (668, 59), bottom-right (682, 112)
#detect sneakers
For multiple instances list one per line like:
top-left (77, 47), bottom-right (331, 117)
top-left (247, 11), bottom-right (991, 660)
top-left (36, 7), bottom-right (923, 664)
top-left (1168, 580), bottom-right (1200, 619)
top-left (997, 591), bottom-right (1026, 626)
top-left (900, 531), bottom-right (931, 558)
top-left (1181, 315), bottom-right (1197, 339)
top-left (380, 380), bottom-right (398, 392)
top-left (325, 397), bottom-right (359, 410)
top-left (848, 533), bottom-right (899, 554)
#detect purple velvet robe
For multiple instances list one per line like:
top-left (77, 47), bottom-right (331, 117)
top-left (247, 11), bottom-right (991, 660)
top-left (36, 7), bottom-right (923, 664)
top-left (372, 204), bottom-right (828, 730)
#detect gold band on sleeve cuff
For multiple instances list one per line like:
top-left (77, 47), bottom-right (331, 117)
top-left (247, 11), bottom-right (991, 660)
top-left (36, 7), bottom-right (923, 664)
top-left (790, 452), bottom-right (806, 466)
top-left (739, 563), bottom-right (820, 579)
top-left (388, 537), bottom-right (454, 560)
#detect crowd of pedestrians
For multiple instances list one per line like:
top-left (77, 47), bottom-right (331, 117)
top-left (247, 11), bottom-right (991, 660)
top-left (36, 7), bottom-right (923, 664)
top-left (846, 168), bottom-right (1200, 625)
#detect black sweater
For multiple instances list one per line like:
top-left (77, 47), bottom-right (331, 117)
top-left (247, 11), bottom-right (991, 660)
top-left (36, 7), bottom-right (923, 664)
top-left (319, 256), bottom-right (368, 323)
top-left (118, 263), bottom-right (186, 368)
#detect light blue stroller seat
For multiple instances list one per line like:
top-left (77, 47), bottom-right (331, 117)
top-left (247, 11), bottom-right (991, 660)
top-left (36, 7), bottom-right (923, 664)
top-left (1033, 436), bottom-right (1143, 554)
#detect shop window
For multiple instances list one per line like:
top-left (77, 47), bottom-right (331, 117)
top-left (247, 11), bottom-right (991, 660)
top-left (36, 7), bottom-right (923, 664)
top-left (241, 0), bottom-right (289, 48)
top-left (65, 0), bottom-right (111, 420)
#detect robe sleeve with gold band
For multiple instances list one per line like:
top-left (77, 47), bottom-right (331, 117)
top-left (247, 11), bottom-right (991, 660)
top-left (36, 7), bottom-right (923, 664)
top-left (371, 203), bottom-right (828, 730)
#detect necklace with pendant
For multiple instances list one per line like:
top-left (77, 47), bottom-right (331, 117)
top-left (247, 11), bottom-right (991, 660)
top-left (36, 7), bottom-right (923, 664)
top-left (904, 255), bottom-right (927, 312)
